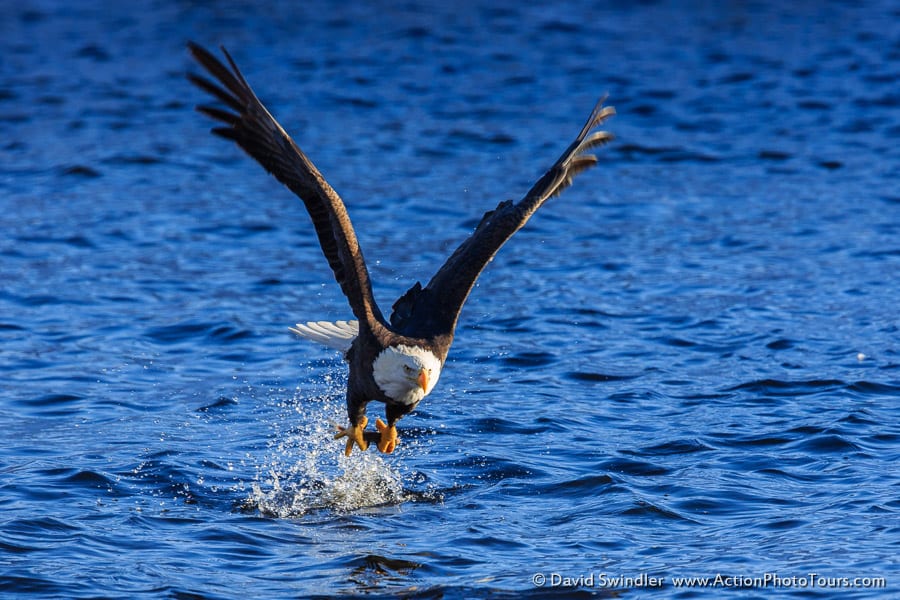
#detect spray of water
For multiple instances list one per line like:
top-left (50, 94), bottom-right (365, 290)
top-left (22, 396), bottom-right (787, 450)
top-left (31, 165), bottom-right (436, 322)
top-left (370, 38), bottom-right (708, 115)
top-left (248, 373), bottom-right (410, 517)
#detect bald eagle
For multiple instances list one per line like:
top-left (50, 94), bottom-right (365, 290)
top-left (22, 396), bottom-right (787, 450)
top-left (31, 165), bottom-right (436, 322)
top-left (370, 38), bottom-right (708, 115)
top-left (188, 43), bottom-right (614, 455)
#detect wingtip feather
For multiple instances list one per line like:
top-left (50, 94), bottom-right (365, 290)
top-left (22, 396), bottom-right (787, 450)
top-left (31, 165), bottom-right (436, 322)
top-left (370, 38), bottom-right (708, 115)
top-left (197, 104), bottom-right (239, 125)
top-left (577, 97), bottom-right (616, 139)
top-left (574, 130), bottom-right (615, 156)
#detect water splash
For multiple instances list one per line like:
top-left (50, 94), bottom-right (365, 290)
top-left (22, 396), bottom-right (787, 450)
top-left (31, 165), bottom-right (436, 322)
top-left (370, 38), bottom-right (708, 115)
top-left (249, 381), bottom-right (408, 517)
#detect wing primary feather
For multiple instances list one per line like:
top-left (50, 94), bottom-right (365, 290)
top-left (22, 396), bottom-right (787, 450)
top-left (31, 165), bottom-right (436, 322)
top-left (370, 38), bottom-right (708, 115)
top-left (211, 126), bottom-right (239, 140)
top-left (197, 105), bottom-right (240, 125)
top-left (189, 43), bottom-right (248, 101)
top-left (187, 74), bottom-right (244, 113)
top-left (219, 45), bottom-right (252, 90)
top-left (575, 130), bottom-right (615, 155)
top-left (576, 98), bottom-right (615, 140)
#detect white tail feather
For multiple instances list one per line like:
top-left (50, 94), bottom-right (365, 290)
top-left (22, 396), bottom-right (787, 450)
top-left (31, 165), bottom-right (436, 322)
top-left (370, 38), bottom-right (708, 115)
top-left (289, 320), bottom-right (359, 353)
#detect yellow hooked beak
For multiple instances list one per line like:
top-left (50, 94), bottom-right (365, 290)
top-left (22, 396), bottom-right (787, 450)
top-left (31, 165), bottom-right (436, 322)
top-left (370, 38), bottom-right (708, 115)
top-left (417, 368), bottom-right (428, 392)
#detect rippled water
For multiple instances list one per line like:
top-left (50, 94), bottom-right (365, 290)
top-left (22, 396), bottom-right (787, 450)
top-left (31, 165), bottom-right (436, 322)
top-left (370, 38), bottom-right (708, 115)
top-left (2, 1), bottom-right (898, 597)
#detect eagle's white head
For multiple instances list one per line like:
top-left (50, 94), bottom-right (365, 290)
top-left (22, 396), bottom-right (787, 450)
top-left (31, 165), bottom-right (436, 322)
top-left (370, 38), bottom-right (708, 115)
top-left (373, 344), bottom-right (442, 406)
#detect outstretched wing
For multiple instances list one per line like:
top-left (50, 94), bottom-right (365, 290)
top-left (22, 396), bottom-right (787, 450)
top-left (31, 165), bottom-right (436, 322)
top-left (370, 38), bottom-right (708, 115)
top-left (187, 42), bottom-right (389, 337)
top-left (390, 99), bottom-right (615, 339)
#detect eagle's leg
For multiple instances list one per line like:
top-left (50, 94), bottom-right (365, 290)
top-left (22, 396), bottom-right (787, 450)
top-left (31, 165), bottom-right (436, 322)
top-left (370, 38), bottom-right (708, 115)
top-left (335, 398), bottom-right (369, 456)
top-left (375, 404), bottom-right (404, 454)
top-left (375, 418), bottom-right (398, 453)
top-left (335, 416), bottom-right (368, 456)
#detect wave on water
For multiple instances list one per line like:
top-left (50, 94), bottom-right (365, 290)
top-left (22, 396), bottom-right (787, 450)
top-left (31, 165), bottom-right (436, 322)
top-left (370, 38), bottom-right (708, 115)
top-left (246, 383), bottom-right (418, 518)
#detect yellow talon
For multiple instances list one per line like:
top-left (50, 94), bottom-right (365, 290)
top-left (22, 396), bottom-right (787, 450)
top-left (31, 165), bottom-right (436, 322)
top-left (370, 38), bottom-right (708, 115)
top-left (335, 415), bottom-right (369, 456)
top-left (375, 418), bottom-right (398, 453)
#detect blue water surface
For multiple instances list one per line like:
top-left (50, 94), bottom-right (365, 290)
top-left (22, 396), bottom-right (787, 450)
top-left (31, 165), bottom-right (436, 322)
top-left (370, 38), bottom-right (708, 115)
top-left (1, 1), bottom-right (898, 598)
